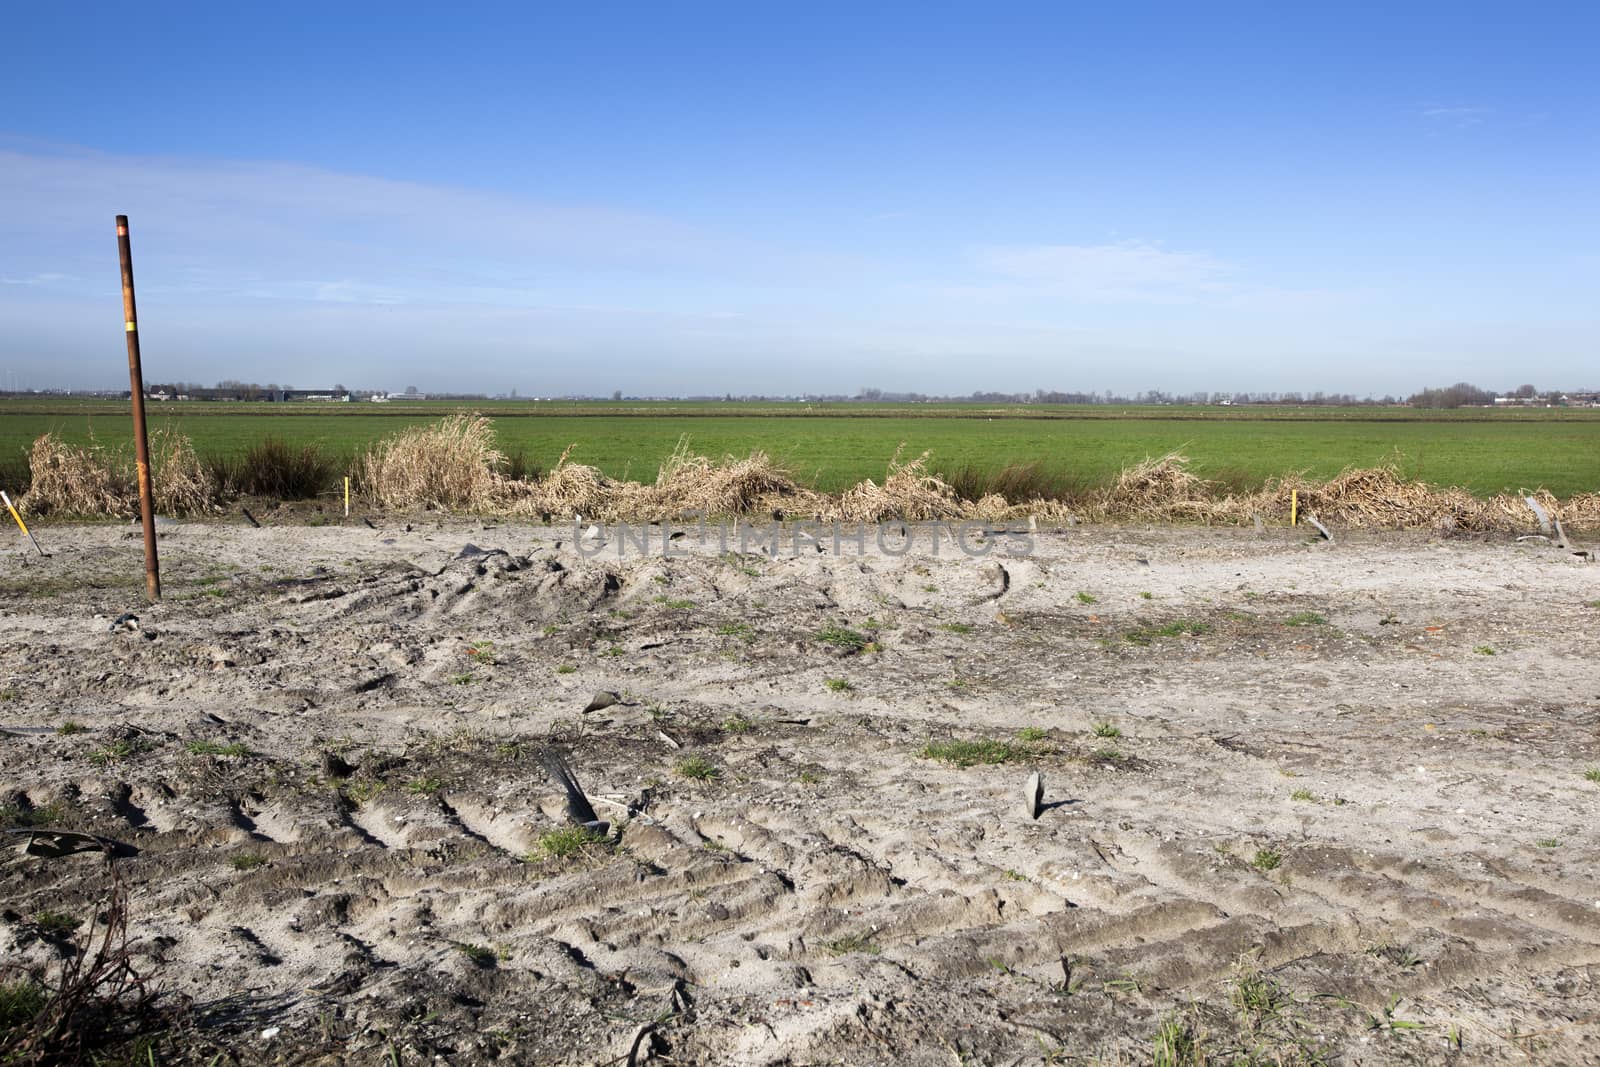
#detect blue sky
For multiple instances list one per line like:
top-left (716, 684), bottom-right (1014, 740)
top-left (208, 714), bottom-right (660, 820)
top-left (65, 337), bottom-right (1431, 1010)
top-left (2, 3), bottom-right (1596, 396)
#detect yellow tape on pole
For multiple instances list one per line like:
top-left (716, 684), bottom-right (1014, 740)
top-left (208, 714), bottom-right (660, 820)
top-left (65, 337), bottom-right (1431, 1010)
top-left (1290, 489), bottom-right (1298, 526)
top-left (344, 476), bottom-right (350, 517)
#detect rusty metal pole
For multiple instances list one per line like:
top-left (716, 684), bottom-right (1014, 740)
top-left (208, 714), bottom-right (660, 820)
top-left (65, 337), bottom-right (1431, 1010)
top-left (116, 215), bottom-right (160, 601)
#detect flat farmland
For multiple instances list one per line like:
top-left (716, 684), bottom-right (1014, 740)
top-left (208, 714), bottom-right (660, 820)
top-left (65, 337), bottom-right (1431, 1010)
top-left (3, 400), bottom-right (1599, 496)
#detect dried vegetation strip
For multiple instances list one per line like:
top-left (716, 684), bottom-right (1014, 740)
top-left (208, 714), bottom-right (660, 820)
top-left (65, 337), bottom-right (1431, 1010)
top-left (16, 414), bottom-right (1600, 530)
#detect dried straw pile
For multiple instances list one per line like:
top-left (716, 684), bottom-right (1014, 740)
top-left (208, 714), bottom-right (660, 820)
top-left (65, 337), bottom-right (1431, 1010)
top-left (1258, 467), bottom-right (1560, 533)
top-left (19, 434), bottom-right (132, 516)
top-left (831, 448), bottom-right (964, 522)
top-left (1554, 492), bottom-right (1600, 529)
top-left (501, 447), bottom-right (612, 519)
top-left (1091, 453), bottom-right (1230, 523)
top-left (18, 431), bottom-right (219, 517)
top-left (628, 440), bottom-right (825, 521)
top-left (360, 414), bottom-right (504, 511)
top-left (150, 428), bottom-right (216, 515)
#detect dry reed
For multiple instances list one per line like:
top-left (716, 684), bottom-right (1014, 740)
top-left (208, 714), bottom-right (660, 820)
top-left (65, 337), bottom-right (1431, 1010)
top-left (831, 447), bottom-right (964, 522)
top-left (360, 413), bottom-right (504, 511)
top-left (18, 435), bottom-right (133, 517)
top-left (17, 418), bottom-right (1597, 533)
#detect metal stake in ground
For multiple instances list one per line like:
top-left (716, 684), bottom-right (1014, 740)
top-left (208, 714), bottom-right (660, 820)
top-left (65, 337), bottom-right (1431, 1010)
top-left (116, 215), bottom-right (160, 601)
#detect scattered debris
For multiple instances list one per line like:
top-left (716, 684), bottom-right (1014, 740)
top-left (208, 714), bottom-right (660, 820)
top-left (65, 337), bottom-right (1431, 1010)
top-left (583, 691), bottom-right (622, 714)
top-left (538, 747), bottom-right (610, 836)
top-left (1024, 771), bottom-right (1044, 820)
top-left (6, 827), bottom-right (121, 858)
top-left (1525, 495), bottom-right (1553, 534)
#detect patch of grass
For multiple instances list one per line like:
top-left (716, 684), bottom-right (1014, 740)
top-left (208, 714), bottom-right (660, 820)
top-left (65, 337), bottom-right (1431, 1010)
top-left (31, 910), bottom-right (82, 936)
top-left (56, 721), bottom-right (87, 735)
top-left (938, 460), bottom-right (1088, 505)
top-left (797, 769), bottom-right (821, 785)
top-left (1124, 619), bottom-right (1210, 645)
top-left (823, 678), bottom-right (854, 693)
top-left (1473, 645), bottom-right (1496, 655)
top-left (822, 933), bottom-right (880, 956)
top-left (1090, 746), bottom-right (1125, 764)
top-left (0, 978), bottom-right (48, 1034)
top-left (1151, 1016), bottom-right (1199, 1067)
top-left (1584, 767), bottom-right (1600, 783)
top-left (1231, 967), bottom-right (1291, 1028)
top-left (555, 664), bottom-right (577, 674)
top-left (814, 625), bottom-right (868, 652)
top-left (1367, 941), bottom-right (1423, 970)
top-left (465, 640), bottom-right (497, 664)
top-left (676, 756), bottom-right (720, 781)
top-left (532, 825), bottom-right (605, 860)
top-left (87, 740), bottom-right (143, 766)
top-left (920, 738), bottom-right (1024, 768)
top-left (230, 853), bottom-right (267, 871)
top-left (716, 622), bottom-right (754, 640)
top-left (1075, 591), bottom-right (1097, 604)
top-left (0, 802), bottom-right (66, 829)
top-left (452, 941), bottom-right (498, 967)
top-left (1290, 788), bottom-right (1315, 802)
top-left (406, 775), bottom-right (444, 795)
top-left (1016, 726), bottom-right (1047, 743)
top-left (0, 690), bottom-right (16, 702)
top-left (939, 622), bottom-right (974, 634)
top-left (654, 596), bottom-right (695, 610)
top-left (1139, 591), bottom-right (1153, 599)
top-left (1535, 837), bottom-right (1561, 849)
top-left (342, 779), bottom-right (385, 805)
top-left (185, 739), bottom-right (252, 758)
top-left (1283, 611), bottom-right (1327, 627)
top-left (1091, 721), bottom-right (1121, 739)
top-left (449, 672), bottom-right (475, 686)
top-left (722, 714), bottom-right (755, 734)
top-left (0, 979), bottom-right (49, 1043)
top-left (207, 436), bottom-right (337, 499)
top-left (497, 446), bottom-right (541, 482)
top-left (1251, 847), bottom-right (1284, 873)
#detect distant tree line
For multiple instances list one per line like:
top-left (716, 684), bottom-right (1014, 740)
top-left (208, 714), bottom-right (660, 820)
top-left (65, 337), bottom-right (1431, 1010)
top-left (845, 387), bottom-right (1399, 406)
top-left (140, 380), bottom-right (351, 400)
top-left (1405, 382), bottom-right (1568, 408)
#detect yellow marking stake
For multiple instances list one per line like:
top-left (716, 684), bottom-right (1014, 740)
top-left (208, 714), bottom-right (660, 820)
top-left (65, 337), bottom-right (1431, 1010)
top-left (1290, 489), bottom-right (1298, 526)
top-left (1, 490), bottom-right (46, 556)
top-left (344, 476), bottom-right (350, 517)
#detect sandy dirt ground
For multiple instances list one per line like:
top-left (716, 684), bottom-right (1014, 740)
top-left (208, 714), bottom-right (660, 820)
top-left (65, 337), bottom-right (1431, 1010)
top-left (1, 515), bottom-right (1598, 1065)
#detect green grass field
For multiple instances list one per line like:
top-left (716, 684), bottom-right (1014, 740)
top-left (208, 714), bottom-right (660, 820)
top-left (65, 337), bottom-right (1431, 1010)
top-left (3, 398), bottom-right (1598, 497)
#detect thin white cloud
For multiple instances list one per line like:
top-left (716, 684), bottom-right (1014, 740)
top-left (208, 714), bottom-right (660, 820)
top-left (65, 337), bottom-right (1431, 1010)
top-left (1420, 105), bottom-right (1492, 128)
top-left (0, 272), bottom-right (69, 285)
top-left (973, 240), bottom-right (1232, 302)
top-left (0, 144), bottom-right (845, 308)
top-left (312, 279), bottom-right (405, 306)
